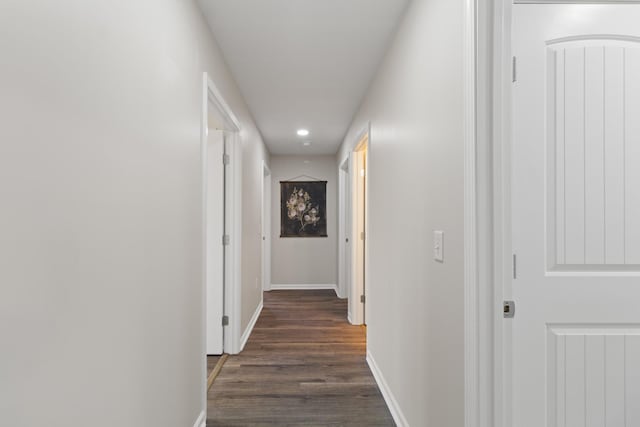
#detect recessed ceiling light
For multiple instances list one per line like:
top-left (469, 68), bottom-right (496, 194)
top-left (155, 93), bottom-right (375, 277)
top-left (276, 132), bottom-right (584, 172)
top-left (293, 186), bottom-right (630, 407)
top-left (297, 129), bottom-right (309, 136)
top-left (304, 160), bottom-right (311, 164)
top-left (303, 141), bottom-right (312, 146)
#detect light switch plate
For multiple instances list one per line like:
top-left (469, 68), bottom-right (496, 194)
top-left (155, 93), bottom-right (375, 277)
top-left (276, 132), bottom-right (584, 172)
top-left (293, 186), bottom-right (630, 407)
top-left (433, 230), bottom-right (444, 262)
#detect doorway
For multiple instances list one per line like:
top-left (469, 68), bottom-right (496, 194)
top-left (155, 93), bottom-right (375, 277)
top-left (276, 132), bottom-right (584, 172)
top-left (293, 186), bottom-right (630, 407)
top-left (349, 133), bottom-right (368, 325)
top-left (201, 72), bottom-right (242, 419)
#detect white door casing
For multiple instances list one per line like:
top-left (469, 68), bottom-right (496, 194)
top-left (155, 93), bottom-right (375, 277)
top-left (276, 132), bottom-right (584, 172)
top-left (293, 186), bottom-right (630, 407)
top-left (206, 129), bottom-right (225, 355)
top-left (201, 73), bottom-right (242, 422)
top-left (512, 4), bottom-right (640, 426)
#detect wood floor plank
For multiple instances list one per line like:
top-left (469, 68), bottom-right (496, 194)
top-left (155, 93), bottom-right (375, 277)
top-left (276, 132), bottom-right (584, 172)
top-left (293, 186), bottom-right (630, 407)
top-left (207, 290), bottom-right (395, 426)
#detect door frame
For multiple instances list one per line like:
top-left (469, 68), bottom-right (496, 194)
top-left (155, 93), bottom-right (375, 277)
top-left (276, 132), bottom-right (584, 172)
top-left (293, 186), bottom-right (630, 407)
top-left (489, 3), bottom-right (514, 426)
top-left (337, 122), bottom-right (369, 325)
top-left (468, 0), bottom-right (537, 425)
top-left (200, 72), bottom-right (242, 419)
top-left (261, 161), bottom-right (271, 291)
top-left (464, 0), bottom-right (512, 426)
top-left (352, 132), bottom-right (368, 326)
top-left (338, 123), bottom-right (369, 326)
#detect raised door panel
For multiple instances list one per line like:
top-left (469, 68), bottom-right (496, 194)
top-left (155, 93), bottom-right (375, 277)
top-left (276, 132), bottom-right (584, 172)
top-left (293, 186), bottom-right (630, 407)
top-left (547, 326), bottom-right (640, 427)
top-left (546, 39), bottom-right (640, 271)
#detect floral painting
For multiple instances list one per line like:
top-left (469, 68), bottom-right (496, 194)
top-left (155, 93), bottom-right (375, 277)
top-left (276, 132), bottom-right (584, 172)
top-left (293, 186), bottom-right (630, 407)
top-left (280, 181), bottom-right (327, 237)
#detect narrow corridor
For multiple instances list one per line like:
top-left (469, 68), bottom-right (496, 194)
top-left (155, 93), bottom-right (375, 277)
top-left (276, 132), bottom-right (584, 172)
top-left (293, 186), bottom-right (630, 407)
top-left (207, 290), bottom-right (394, 426)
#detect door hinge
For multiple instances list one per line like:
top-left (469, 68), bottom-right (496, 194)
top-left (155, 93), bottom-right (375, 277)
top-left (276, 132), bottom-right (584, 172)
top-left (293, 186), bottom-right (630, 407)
top-left (360, 231), bottom-right (365, 241)
top-left (222, 315), bottom-right (229, 326)
top-left (512, 56), bottom-right (517, 83)
top-left (223, 153), bottom-right (230, 165)
top-left (503, 301), bottom-right (515, 319)
top-left (222, 235), bottom-right (230, 246)
top-left (360, 295), bottom-right (365, 304)
top-left (512, 254), bottom-right (517, 279)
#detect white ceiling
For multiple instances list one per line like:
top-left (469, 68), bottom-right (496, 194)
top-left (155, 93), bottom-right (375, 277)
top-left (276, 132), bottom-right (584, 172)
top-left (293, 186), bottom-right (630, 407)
top-left (198, 0), bottom-right (409, 155)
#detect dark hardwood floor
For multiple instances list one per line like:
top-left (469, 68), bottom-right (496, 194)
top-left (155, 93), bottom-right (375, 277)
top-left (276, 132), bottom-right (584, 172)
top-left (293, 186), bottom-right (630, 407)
top-left (207, 290), bottom-right (395, 426)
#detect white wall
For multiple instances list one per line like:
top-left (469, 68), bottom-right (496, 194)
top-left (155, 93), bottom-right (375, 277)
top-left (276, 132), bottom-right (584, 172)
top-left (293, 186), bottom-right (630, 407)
top-left (0, 1), bottom-right (267, 426)
top-left (337, 0), bottom-right (465, 425)
top-left (270, 156), bottom-right (338, 287)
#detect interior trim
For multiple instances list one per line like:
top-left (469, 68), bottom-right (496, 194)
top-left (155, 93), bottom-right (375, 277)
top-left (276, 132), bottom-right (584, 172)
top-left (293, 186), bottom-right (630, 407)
top-left (366, 350), bottom-right (409, 427)
top-left (239, 300), bottom-right (263, 352)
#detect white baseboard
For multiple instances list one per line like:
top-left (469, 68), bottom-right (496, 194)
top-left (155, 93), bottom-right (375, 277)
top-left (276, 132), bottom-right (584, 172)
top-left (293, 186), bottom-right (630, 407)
top-left (269, 283), bottom-right (337, 291)
top-left (239, 300), bottom-right (263, 352)
top-left (366, 350), bottom-right (409, 427)
top-left (193, 410), bottom-right (205, 427)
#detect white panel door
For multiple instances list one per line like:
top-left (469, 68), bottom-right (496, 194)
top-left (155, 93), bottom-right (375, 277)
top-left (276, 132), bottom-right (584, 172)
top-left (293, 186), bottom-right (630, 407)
top-left (206, 129), bottom-right (225, 355)
top-left (512, 4), bottom-right (640, 426)
top-left (342, 164), bottom-right (353, 320)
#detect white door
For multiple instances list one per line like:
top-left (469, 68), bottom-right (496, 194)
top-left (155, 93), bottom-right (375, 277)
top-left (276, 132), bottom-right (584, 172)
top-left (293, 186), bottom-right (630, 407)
top-left (349, 150), bottom-right (366, 325)
top-left (359, 148), bottom-right (367, 324)
top-left (206, 129), bottom-right (225, 355)
top-left (512, 4), bottom-right (640, 426)
top-left (341, 161), bottom-right (353, 318)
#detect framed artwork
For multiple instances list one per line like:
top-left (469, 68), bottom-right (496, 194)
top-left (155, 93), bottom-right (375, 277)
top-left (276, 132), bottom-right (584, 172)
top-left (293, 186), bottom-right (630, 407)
top-left (280, 181), bottom-right (328, 237)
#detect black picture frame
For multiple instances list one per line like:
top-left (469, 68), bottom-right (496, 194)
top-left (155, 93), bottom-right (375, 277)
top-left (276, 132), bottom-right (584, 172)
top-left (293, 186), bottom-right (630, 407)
top-left (280, 181), bottom-right (328, 237)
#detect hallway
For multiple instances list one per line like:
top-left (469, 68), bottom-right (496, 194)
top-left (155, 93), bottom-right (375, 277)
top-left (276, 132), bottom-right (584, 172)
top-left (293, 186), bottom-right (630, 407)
top-left (207, 290), bottom-right (394, 426)
top-left (1, 1), bottom-right (476, 425)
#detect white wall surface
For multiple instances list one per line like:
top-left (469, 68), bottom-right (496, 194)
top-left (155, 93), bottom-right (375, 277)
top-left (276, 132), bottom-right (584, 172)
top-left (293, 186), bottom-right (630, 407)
top-left (0, 1), bottom-right (267, 426)
top-left (337, 0), bottom-right (465, 425)
top-left (270, 156), bottom-right (338, 286)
